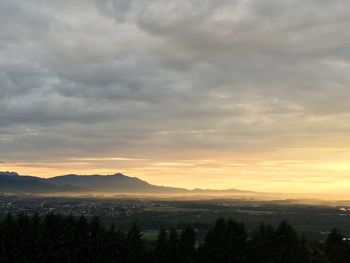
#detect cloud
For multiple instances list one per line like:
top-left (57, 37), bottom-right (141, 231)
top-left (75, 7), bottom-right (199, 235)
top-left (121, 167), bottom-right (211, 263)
top-left (1, 0), bottom-right (350, 190)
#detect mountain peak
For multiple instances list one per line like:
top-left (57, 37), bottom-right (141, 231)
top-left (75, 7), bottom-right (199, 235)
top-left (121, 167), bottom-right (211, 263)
top-left (60, 173), bottom-right (127, 178)
top-left (111, 173), bottom-right (127, 177)
top-left (0, 171), bottom-right (19, 177)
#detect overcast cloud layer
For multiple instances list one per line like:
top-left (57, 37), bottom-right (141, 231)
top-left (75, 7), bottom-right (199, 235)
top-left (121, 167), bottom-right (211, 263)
top-left (1, 0), bottom-right (350, 192)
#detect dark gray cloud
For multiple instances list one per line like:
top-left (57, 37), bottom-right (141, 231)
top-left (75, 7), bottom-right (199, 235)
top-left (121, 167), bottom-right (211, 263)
top-left (1, 0), bottom-right (350, 169)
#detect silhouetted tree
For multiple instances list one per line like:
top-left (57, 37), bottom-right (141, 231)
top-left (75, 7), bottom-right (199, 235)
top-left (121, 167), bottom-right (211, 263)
top-left (325, 229), bottom-right (349, 263)
top-left (126, 222), bottom-right (146, 263)
top-left (168, 228), bottom-right (180, 263)
top-left (153, 228), bottom-right (168, 263)
top-left (178, 225), bottom-right (196, 263)
top-left (198, 218), bottom-right (248, 263)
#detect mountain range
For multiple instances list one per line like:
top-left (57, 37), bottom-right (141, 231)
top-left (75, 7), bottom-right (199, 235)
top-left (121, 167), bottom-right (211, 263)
top-left (0, 171), bottom-right (255, 196)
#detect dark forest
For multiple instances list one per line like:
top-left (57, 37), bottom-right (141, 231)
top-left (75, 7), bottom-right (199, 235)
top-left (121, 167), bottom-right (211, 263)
top-left (0, 213), bottom-right (348, 263)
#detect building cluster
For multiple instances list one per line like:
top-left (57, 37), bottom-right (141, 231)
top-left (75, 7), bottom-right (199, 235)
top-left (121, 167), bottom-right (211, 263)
top-left (0, 195), bottom-right (145, 218)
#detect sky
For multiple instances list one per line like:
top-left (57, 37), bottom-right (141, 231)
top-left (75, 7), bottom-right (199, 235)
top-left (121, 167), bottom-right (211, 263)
top-left (1, 0), bottom-right (350, 194)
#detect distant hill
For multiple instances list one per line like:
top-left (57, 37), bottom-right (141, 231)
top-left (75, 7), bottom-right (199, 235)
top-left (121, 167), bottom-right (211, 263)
top-left (0, 171), bottom-right (256, 195)
top-left (46, 173), bottom-right (186, 193)
top-left (0, 172), bottom-right (79, 193)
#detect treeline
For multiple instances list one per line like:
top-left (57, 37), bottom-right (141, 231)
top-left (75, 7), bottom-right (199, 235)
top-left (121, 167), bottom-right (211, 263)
top-left (0, 214), bottom-right (349, 263)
